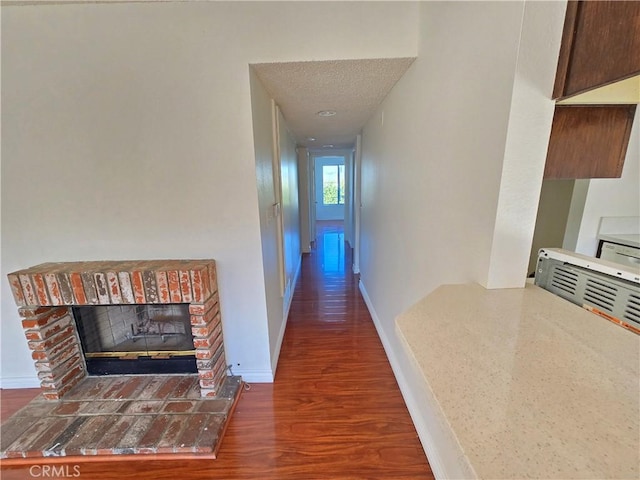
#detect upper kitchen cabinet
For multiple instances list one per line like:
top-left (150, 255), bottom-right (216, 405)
top-left (544, 105), bottom-right (637, 179)
top-left (553, 1), bottom-right (640, 100)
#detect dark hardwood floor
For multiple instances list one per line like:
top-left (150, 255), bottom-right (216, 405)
top-left (1, 221), bottom-right (433, 479)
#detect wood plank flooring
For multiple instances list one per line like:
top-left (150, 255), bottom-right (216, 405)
top-left (1, 221), bottom-right (433, 479)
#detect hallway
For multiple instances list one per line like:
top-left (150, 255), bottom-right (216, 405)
top-left (1, 221), bottom-right (432, 479)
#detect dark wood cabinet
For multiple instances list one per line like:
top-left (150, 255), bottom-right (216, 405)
top-left (544, 105), bottom-right (636, 179)
top-left (553, 1), bottom-right (640, 100)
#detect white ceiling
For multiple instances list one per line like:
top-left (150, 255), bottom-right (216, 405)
top-left (252, 58), bottom-right (415, 150)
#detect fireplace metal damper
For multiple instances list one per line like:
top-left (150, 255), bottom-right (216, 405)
top-left (7, 259), bottom-right (226, 399)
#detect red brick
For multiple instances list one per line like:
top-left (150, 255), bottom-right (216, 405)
top-left (44, 273), bottom-right (63, 306)
top-left (171, 376), bottom-right (198, 398)
top-left (194, 414), bottom-right (224, 448)
top-left (94, 272), bottom-right (110, 304)
top-left (42, 392), bottom-right (61, 400)
top-left (63, 416), bottom-right (111, 455)
top-left (163, 401), bottom-right (197, 413)
top-left (199, 377), bottom-right (223, 389)
top-left (196, 358), bottom-right (213, 370)
top-left (199, 264), bottom-right (213, 299)
top-left (93, 416), bottom-right (136, 452)
top-left (209, 377), bottom-right (226, 397)
top-left (118, 271), bottom-right (135, 304)
top-left (190, 305), bottom-right (220, 327)
top-left (117, 415), bottom-right (155, 450)
top-left (37, 354), bottom-right (82, 383)
top-left (210, 350), bottom-right (227, 377)
top-left (106, 271), bottom-right (122, 304)
top-left (189, 292), bottom-right (219, 315)
top-left (153, 376), bottom-right (182, 399)
top-left (19, 305), bottom-right (52, 319)
top-left (24, 313), bottom-right (72, 341)
top-left (136, 414), bottom-right (170, 450)
top-left (167, 270), bottom-right (182, 303)
top-left (207, 262), bottom-right (218, 295)
top-left (155, 271), bottom-right (170, 303)
top-left (198, 369), bottom-right (216, 380)
top-left (191, 313), bottom-right (221, 338)
top-left (179, 270), bottom-right (192, 302)
top-left (19, 273), bottom-right (37, 305)
top-left (69, 272), bottom-right (87, 304)
top-left (28, 324), bottom-right (75, 351)
top-left (32, 273), bottom-right (51, 306)
top-left (190, 268), bottom-right (205, 303)
top-left (202, 345), bottom-right (225, 374)
top-left (56, 273), bottom-right (75, 304)
top-left (81, 272), bottom-right (99, 304)
top-left (40, 363), bottom-right (84, 394)
top-left (195, 349), bottom-right (212, 360)
top-left (142, 270), bottom-right (158, 303)
top-left (131, 271), bottom-right (146, 303)
top-left (193, 322), bottom-right (222, 349)
top-left (175, 413), bottom-right (207, 447)
top-left (155, 415), bottom-right (186, 453)
top-left (7, 273), bottom-right (26, 306)
top-left (3, 416), bottom-right (59, 454)
top-left (34, 343), bottom-right (80, 372)
top-left (20, 306), bottom-right (69, 326)
top-left (31, 334), bottom-right (78, 361)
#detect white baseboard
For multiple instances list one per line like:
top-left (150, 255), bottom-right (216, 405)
top-left (0, 376), bottom-right (41, 389)
top-left (232, 368), bottom-right (274, 383)
top-left (359, 280), bottom-right (472, 480)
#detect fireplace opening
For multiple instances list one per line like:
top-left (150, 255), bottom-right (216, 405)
top-left (72, 304), bottom-right (197, 376)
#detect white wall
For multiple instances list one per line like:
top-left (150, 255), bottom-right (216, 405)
top-left (572, 109), bottom-right (640, 256)
top-left (0, 1), bottom-right (419, 386)
top-left (484, 0), bottom-right (567, 288)
top-left (277, 109), bottom-right (301, 336)
top-left (358, 1), bottom-right (565, 475)
top-left (249, 79), bottom-right (300, 377)
top-left (249, 70), bottom-right (283, 381)
top-left (529, 179), bottom-right (576, 274)
top-left (361, 1), bottom-right (526, 325)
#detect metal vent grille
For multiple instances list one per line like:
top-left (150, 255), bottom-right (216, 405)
top-left (536, 257), bottom-right (640, 329)
top-left (625, 294), bottom-right (640, 325)
top-left (583, 278), bottom-right (617, 313)
top-left (550, 266), bottom-right (578, 296)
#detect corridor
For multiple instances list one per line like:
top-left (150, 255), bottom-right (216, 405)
top-left (1, 221), bottom-right (432, 479)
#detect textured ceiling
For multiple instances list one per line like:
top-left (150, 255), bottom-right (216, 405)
top-left (252, 58), bottom-right (415, 150)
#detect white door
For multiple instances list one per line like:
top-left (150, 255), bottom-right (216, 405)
top-left (314, 156), bottom-right (346, 221)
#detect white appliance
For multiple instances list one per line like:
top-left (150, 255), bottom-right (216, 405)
top-left (599, 241), bottom-right (640, 268)
top-left (535, 248), bottom-right (640, 332)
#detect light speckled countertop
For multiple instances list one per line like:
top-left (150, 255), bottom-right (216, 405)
top-left (396, 283), bottom-right (639, 480)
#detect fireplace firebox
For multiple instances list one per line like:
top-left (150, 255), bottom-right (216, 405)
top-left (7, 260), bottom-right (226, 400)
top-left (73, 303), bottom-right (197, 375)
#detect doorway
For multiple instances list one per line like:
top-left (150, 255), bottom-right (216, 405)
top-left (314, 156), bottom-right (346, 221)
top-left (304, 145), bottom-right (360, 274)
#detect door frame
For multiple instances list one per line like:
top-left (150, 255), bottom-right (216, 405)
top-left (308, 147), bottom-right (360, 273)
top-left (312, 154), bottom-right (348, 221)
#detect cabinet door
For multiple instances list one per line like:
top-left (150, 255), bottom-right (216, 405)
top-left (554, 1), bottom-right (640, 99)
top-left (544, 105), bottom-right (636, 179)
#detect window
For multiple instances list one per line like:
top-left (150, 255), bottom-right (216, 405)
top-left (322, 164), bottom-right (345, 205)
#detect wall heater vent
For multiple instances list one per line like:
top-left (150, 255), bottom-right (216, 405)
top-left (536, 248), bottom-right (640, 332)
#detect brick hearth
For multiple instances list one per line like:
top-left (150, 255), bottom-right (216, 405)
top-left (7, 260), bottom-right (226, 400)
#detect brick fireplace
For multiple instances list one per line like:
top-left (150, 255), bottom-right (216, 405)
top-left (7, 260), bottom-right (226, 400)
